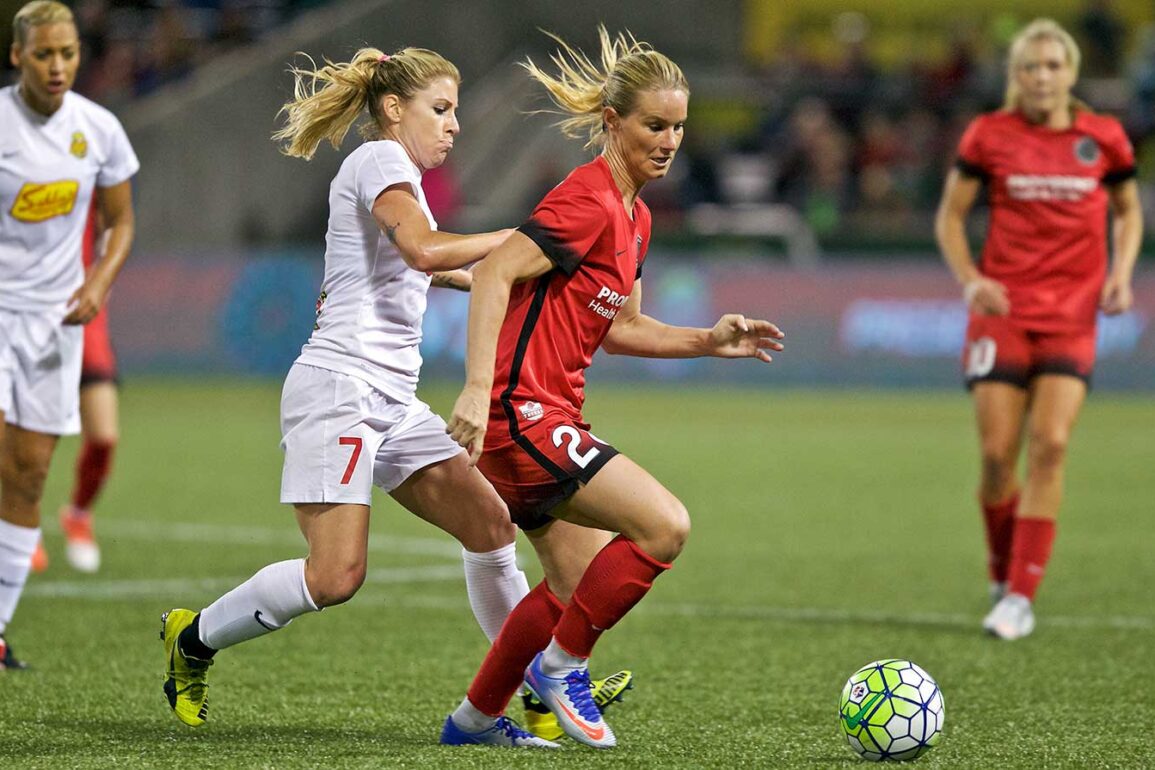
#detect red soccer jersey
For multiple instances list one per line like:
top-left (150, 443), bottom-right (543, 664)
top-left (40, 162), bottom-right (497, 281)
top-left (956, 109), bottom-right (1135, 331)
top-left (487, 156), bottom-right (650, 447)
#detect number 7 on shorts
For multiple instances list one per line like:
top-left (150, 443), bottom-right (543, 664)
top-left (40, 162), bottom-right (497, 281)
top-left (338, 436), bottom-right (362, 484)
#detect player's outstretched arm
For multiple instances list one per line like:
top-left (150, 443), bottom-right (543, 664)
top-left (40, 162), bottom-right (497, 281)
top-left (446, 232), bottom-right (553, 465)
top-left (372, 184), bottom-right (513, 273)
top-left (429, 268), bottom-right (473, 292)
top-left (602, 281), bottom-right (784, 361)
top-left (65, 181), bottom-right (135, 325)
top-left (1101, 179), bottom-right (1143, 315)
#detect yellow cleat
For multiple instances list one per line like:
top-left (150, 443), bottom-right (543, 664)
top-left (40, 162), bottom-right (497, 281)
top-left (523, 669), bottom-right (633, 741)
top-left (161, 609), bottom-right (212, 726)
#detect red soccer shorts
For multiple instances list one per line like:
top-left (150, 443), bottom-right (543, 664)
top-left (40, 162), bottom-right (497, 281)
top-left (80, 305), bottom-right (118, 385)
top-left (479, 409), bottom-right (618, 530)
top-left (962, 314), bottom-right (1096, 390)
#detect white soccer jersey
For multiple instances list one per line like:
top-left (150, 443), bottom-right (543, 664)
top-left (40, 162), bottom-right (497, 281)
top-left (0, 86), bottom-right (139, 311)
top-left (296, 139), bottom-right (436, 404)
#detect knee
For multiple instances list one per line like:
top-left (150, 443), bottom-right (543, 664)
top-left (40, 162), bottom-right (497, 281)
top-left (1027, 428), bottom-right (1069, 473)
top-left (306, 558), bottom-right (366, 608)
top-left (457, 498), bottom-right (517, 553)
top-left (0, 452), bottom-right (51, 504)
top-left (643, 498), bottom-right (691, 564)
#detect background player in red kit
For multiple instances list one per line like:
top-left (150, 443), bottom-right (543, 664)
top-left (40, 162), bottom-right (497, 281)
top-left (441, 27), bottom-right (785, 748)
top-left (31, 202), bottom-right (116, 574)
top-left (935, 18), bottom-right (1143, 640)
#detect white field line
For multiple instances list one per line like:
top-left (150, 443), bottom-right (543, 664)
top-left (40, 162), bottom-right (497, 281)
top-left (29, 521), bottom-right (1155, 632)
top-left (85, 519), bottom-right (462, 559)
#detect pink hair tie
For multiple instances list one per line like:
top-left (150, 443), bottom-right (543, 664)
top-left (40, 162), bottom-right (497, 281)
top-left (378, 54), bottom-right (391, 62)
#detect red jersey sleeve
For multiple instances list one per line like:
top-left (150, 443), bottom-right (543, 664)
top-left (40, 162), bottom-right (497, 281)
top-left (517, 187), bottom-right (606, 276)
top-left (1100, 119), bottom-right (1137, 186)
top-left (955, 115), bottom-right (988, 180)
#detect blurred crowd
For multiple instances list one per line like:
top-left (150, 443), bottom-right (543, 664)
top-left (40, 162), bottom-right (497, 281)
top-left (647, 5), bottom-right (1155, 242)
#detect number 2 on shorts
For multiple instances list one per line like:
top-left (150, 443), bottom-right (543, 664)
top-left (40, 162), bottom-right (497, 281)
top-left (551, 425), bottom-right (601, 469)
top-left (338, 436), bottom-right (362, 484)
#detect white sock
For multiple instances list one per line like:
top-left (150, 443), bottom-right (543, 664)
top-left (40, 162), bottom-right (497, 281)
top-left (0, 519), bottom-right (39, 636)
top-left (452, 697), bottom-right (498, 733)
top-left (462, 543), bottom-right (529, 642)
top-left (198, 559), bottom-right (319, 651)
top-left (540, 637), bottom-right (588, 676)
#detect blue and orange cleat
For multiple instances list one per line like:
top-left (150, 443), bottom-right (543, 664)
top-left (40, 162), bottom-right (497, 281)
top-left (524, 652), bottom-right (616, 748)
top-left (439, 715), bottom-right (559, 748)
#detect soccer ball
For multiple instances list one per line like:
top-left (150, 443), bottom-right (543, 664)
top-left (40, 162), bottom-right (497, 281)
top-left (838, 659), bottom-right (944, 761)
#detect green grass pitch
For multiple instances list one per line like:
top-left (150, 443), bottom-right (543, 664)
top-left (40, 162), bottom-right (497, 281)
top-left (3, 379), bottom-right (1153, 768)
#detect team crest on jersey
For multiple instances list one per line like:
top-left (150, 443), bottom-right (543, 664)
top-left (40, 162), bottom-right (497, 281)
top-left (1074, 136), bottom-right (1100, 165)
top-left (518, 401), bottom-right (544, 422)
top-left (70, 131), bottom-right (88, 159)
top-left (9, 180), bottom-right (79, 222)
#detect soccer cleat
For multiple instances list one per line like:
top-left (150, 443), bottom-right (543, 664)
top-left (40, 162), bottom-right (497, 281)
top-left (524, 669), bottom-right (634, 741)
top-left (60, 505), bottom-right (101, 573)
top-left (31, 538), bottom-right (49, 573)
top-left (161, 609), bottom-right (212, 726)
top-left (982, 592), bottom-right (1036, 640)
top-left (439, 715), bottom-right (560, 748)
top-left (524, 652), bottom-right (616, 748)
top-left (0, 636), bottom-right (30, 671)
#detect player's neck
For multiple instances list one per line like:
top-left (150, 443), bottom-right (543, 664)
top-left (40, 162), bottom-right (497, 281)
top-left (1021, 103), bottom-right (1073, 131)
top-left (601, 150), bottom-right (642, 216)
top-left (17, 82), bottom-right (64, 117)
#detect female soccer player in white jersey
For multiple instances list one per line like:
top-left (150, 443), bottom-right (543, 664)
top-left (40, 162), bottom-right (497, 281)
top-left (158, 47), bottom-right (588, 744)
top-left (0, 0), bottom-right (139, 671)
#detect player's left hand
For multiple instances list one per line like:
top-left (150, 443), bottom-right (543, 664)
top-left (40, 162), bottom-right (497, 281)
top-left (707, 314), bottom-right (785, 363)
top-left (446, 385), bottom-right (490, 466)
top-left (1099, 274), bottom-right (1133, 315)
top-left (63, 280), bottom-right (107, 325)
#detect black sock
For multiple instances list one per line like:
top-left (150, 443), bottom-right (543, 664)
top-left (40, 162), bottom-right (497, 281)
top-left (178, 614), bottom-right (217, 661)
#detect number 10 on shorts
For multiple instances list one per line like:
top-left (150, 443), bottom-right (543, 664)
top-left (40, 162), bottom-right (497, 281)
top-left (339, 436), bottom-right (362, 484)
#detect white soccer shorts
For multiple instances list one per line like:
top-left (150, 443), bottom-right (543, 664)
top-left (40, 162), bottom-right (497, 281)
top-left (279, 363), bottom-right (463, 505)
top-left (0, 308), bottom-right (82, 435)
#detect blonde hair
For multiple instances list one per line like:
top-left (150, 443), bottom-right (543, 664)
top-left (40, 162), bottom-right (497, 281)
top-left (522, 25), bottom-right (689, 150)
top-left (13, 0), bottom-right (74, 46)
top-left (273, 47), bottom-right (460, 160)
top-left (1003, 18), bottom-right (1087, 112)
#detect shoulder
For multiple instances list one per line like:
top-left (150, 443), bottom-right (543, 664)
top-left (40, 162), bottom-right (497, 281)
top-left (1075, 111), bottom-right (1129, 143)
top-left (352, 140), bottom-right (419, 180)
top-left (539, 159), bottom-right (610, 209)
top-left (67, 92), bottom-right (127, 132)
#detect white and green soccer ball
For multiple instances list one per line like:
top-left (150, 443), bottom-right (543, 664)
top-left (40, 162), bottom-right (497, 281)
top-left (838, 659), bottom-right (944, 761)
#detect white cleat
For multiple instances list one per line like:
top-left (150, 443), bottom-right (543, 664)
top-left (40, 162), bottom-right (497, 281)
top-left (983, 592), bottom-right (1035, 640)
top-left (65, 539), bottom-right (101, 573)
top-left (524, 652), bottom-right (616, 748)
top-left (60, 505), bottom-right (101, 573)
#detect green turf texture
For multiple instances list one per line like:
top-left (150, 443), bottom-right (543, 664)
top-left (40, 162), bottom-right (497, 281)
top-left (2, 380), bottom-right (1152, 768)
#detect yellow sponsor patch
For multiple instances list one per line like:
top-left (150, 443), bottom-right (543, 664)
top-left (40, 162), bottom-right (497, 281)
top-left (70, 131), bottom-right (88, 158)
top-left (10, 180), bottom-right (80, 223)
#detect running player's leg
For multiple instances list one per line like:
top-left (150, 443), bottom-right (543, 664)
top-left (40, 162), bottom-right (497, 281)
top-left (445, 520), bottom-right (609, 747)
top-left (0, 424), bottom-right (57, 670)
top-left (1006, 375), bottom-right (1085, 602)
top-left (972, 381), bottom-right (1028, 598)
top-left (389, 451), bottom-right (527, 643)
top-left (523, 455), bottom-right (687, 747)
top-left (61, 380), bottom-right (118, 572)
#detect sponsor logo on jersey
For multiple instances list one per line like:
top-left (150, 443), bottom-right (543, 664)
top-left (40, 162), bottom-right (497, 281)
top-left (1006, 174), bottom-right (1096, 202)
top-left (70, 131), bottom-right (88, 159)
top-left (9, 180), bottom-right (79, 222)
top-left (1074, 136), bottom-right (1100, 165)
top-left (314, 289), bottom-right (327, 330)
top-left (518, 401), bottom-right (544, 421)
top-left (587, 284), bottom-right (628, 320)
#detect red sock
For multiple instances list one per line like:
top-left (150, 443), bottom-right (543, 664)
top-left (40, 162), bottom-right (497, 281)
top-left (72, 440), bottom-right (116, 511)
top-left (981, 492), bottom-right (1018, 583)
top-left (553, 535), bottom-right (671, 658)
top-left (467, 581), bottom-right (564, 717)
top-left (1007, 517), bottom-right (1056, 601)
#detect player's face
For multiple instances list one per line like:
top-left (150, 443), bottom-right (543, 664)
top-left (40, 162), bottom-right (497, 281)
top-left (1014, 39), bottom-right (1075, 118)
top-left (10, 21), bottom-right (80, 116)
top-left (393, 76), bottom-right (460, 172)
top-left (609, 88), bottom-right (688, 186)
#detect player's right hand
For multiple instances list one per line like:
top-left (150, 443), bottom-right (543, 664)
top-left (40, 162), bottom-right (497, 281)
top-left (446, 386), bottom-right (489, 467)
top-left (963, 277), bottom-right (1010, 316)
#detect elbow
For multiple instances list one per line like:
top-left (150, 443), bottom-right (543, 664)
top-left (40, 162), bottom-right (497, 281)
top-left (406, 245), bottom-right (438, 273)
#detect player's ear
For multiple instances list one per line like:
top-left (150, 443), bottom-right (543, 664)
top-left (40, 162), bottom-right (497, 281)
top-left (603, 106), bottom-right (620, 134)
top-left (380, 93), bottom-right (403, 125)
top-left (9, 43), bottom-right (21, 70)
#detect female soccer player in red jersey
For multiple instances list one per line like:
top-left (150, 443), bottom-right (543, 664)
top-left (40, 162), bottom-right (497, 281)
top-left (935, 18), bottom-right (1143, 641)
top-left (441, 28), bottom-right (785, 748)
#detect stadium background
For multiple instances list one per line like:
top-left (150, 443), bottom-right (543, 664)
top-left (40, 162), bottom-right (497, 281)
top-left (2, 0), bottom-right (1152, 389)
